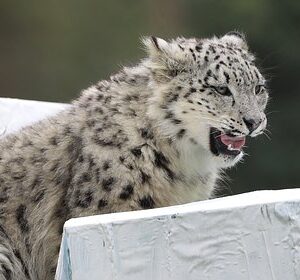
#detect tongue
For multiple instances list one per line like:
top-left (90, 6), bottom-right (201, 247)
top-left (220, 134), bottom-right (246, 150)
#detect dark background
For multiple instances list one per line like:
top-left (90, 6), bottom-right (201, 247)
top-left (1, 0), bottom-right (299, 196)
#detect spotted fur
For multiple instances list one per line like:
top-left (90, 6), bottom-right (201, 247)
top-left (0, 32), bottom-right (268, 279)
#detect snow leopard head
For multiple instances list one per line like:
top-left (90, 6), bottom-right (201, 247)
top-left (144, 32), bottom-right (269, 168)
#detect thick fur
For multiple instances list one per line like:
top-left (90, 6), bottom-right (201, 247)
top-left (0, 32), bottom-right (268, 279)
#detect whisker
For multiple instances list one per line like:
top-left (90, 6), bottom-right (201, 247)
top-left (195, 116), bottom-right (231, 129)
top-left (266, 110), bottom-right (279, 116)
top-left (262, 131), bottom-right (271, 140)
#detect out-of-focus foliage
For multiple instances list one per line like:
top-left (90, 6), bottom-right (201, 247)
top-left (0, 0), bottom-right (299, 195)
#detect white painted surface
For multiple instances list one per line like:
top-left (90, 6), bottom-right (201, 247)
top-left (56, 189), bottom-right (300, 280)
top-left (0, 97), bottom-right (69, 137)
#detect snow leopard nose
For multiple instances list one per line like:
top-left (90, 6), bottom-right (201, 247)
top-left (242, 117), bottom-right (261, 133)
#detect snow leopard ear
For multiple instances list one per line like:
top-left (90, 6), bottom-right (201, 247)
top-left (142, 36), bottom-right (187, 79)
top-left (220, 31), bottom-right (249, 51)
top-left (142, 36), bottom-right (171, 57)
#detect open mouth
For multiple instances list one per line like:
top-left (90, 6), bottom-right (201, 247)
top-left (210, 127), bottom-right (246, 157)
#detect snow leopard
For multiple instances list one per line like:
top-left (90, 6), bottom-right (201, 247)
top-left (0, 32), bottom-right (268, 279)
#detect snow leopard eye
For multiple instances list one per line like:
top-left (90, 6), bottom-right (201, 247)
top-left (213, 86), bottom-right (232, 96)
top-left (255, 85), bottom-right (264, 95)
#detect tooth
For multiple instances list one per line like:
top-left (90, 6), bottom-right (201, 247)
top-left (228, 144), bottom-right (233, 150)
top-left (227, 144), bottom-right (240, 151)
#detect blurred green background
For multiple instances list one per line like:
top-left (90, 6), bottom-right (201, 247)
top-left (1, 0), bottom-right (299, 196)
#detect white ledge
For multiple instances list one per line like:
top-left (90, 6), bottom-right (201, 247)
top-left (56, 189), bottom-right (300, 280)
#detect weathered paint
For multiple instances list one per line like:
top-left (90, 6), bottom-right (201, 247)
top-left (56, 189), bottom-right (300, 280)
